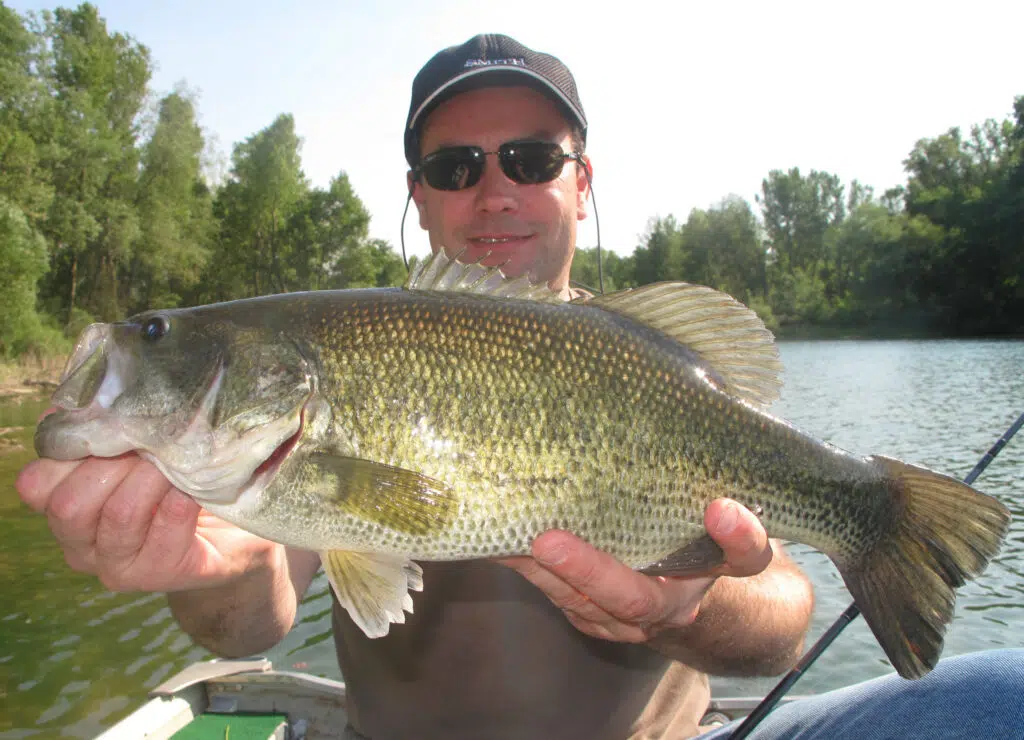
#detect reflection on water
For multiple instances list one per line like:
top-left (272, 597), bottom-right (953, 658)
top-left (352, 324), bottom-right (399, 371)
top-left (1, 340), bottom-right (1022, 737)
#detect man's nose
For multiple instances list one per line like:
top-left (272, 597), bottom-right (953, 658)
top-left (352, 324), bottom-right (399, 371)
top-left (474, 155), bottom-right (518, 213)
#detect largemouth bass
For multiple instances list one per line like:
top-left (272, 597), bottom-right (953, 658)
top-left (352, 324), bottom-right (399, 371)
top-left (35, 250), bottom-right (1009, 679)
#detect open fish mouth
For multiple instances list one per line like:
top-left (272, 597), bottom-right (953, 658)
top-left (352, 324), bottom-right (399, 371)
top-left (34, 324), bottom-right (137, 460)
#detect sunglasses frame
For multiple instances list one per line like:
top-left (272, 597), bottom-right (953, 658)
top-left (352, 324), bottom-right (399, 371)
top-left (412, 140), bottom-right (583, 191)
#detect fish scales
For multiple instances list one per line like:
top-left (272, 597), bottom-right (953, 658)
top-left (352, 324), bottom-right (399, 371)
top-left (235, 287), bottom-right (891, 566)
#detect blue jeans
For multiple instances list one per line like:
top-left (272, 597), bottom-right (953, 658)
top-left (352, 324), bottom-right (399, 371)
top-left (699, 650), bottom-right (1024, 740)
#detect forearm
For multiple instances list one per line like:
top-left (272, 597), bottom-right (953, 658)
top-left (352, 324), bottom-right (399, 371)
top-left (650, 543), bottom-right (814, 676)
top-left (168, 545), bottom-right (319, 658)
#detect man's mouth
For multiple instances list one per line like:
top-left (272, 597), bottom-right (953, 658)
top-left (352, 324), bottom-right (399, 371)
top-left (468, 234), bottom-right (531, 247)
top-left (471, 235), bottom-right (527, 244)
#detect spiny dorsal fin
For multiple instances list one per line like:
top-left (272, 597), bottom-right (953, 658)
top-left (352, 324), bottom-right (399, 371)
top-left (404, 248), bottom-right (565, 305)
top-left (581, 282), bottom-right (783, 408)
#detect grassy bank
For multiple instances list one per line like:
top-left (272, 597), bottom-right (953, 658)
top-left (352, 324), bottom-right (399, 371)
top-left (0, 355), bottom-right (65, 399)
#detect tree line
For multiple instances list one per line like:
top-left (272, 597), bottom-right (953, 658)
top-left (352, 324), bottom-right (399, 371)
top-left (0, 3), bottom-right (406, 359)
top-left (2, 3), bottom-right (1021, 360)
top-left (572, 99), bottom-right (1024, 337)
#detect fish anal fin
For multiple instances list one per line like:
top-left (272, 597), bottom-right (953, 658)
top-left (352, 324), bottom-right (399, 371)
top-left (580, 283), bottom-right (783, 408)
top-left (306, 453), bottom-right (457, 536)
top-left (321, 550), bottom-right (424, 638)
top-left (639, 535), bottom-right (725, 577)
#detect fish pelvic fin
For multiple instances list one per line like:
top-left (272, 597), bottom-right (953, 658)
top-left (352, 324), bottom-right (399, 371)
top-left (839, 456), bottom-right (1010, 679)
top-left (321, 550), bottom-right (424, 638)
top-left (579, 283), bottom-right (783, 409)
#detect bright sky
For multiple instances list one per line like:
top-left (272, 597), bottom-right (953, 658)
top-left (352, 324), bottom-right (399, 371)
top-left (10, 0), bottom-right (1024, 260)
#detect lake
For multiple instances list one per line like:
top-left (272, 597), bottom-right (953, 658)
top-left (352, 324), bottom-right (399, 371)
top-left (1, 339), bottom-right (1022, 737)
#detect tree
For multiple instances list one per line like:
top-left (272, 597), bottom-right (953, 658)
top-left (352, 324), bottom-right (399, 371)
top-left (37, 3), bottom-right (151, 323)
top-left (133, 90), bottom-right (213, 310)
top-left (676, 196), bottom-right (765, 302)
top-left (0, 198), bottom-right (61, 358)
top-left (285, 172), bottom-right (372, 290)
top-left (0, 5), bottom-right (53, 223)
top-left (207, 114), bottom-right (308, 298)
top-left (757, 168), bottom-right (845, 275)
top-left (633, 215), bottom-right (684, 285)
top-left (901, 110), bottom-right (1023, 334)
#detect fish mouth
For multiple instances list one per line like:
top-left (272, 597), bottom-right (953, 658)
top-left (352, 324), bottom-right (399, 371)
top-left (35, 324), bottom-right (136, 460)
top-left (247, 403), bottom-right (306, 485)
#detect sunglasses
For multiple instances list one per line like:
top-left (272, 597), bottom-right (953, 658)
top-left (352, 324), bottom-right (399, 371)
top-left (413, 140), bottom-right (580, 191)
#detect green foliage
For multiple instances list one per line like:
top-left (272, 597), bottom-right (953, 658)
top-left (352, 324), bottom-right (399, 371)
top-left (0, 3), bottom-right (400, 359)
top-left (0, 3), bottom-right (1020, 361)
top-left (570, 246), bottom-right (632, 294)
top-left (133, 90), bottom-right (212, 309)
top-left (0, 199), bottom-right (65, 358)
top-left (615, 96), bottom-right (1023, 337)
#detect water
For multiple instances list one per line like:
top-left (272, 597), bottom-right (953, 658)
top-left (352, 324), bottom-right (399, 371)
top-left (1, 339), bottom-right (1022, 737)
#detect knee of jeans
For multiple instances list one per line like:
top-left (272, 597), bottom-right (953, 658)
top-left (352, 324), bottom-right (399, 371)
top-left (935, 649), bottom-right (1024, 690)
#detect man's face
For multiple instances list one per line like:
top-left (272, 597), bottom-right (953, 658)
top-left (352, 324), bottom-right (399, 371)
top-left (411, 85), bottom-right (590, 295)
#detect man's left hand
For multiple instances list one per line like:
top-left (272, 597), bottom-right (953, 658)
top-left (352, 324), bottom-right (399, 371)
top-left (497, 498), bottom-right (772, 643)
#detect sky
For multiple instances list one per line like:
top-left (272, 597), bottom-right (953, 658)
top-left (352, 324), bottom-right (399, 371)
top-left (9, 0), bottom-right (1024, 261)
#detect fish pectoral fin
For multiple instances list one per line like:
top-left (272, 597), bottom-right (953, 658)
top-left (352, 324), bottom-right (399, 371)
top-left (639, 535), bottom-right (725, 577)
top-left (307, 453), bottom-right (457, 536)
top-left (321, 550), bottom-right (424, 639)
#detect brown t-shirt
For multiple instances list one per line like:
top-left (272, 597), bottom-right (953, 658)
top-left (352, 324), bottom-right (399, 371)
top-left (333, 559), bottom-right (710, 739)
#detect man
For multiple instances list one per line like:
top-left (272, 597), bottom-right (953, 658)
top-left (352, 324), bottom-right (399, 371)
top-left (17, 33), bottom-right (1022, 740)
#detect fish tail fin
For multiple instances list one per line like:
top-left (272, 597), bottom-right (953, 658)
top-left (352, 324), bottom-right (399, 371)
top-left (837, 456), bottom-right (1010, 679)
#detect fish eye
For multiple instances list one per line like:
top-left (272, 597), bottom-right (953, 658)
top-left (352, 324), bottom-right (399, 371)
top-left (142, 315), bottom-right (170, 341)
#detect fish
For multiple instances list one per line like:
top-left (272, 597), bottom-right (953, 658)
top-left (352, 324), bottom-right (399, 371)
top-left (35, 249), bottom-right (1010, 679)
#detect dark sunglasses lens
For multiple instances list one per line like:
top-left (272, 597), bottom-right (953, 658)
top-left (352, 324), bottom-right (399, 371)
top-left (500, 142), bottom-right (566, 184)
top-left (421, 149), bottom-right (483, 191)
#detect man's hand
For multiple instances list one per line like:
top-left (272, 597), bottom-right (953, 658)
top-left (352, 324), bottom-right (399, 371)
top-left (498, 498), bottom-right (772, 643)
top-left (16, 455), bottom-right (279, 593)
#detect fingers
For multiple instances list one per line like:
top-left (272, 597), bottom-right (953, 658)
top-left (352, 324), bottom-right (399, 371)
top-left (16, 453), bottom-right (202, 592)
top-left (704, 499), bottom-right (773, 577)
top-left (498, 498), bottom-right (773, 645)
top-left (501, 549), bottom-right (626, 635)
top-left (100, 488), bottom-right (202, 591)
top-left (94, 460), bottom-right (178, 560)
top-left (45, 456), bottom-right (139, 553)
top-left (15, 458), bottom-right (83, 513)
top-left (502, 531), bottom-right (712, 642)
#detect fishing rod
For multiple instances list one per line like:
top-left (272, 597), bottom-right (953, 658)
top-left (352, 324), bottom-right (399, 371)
top-left (729, 409), bottom-right (1024, 740)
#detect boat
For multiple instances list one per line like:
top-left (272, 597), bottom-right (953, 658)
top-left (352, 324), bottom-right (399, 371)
top-left (94, 658), bottom-right (803, 738)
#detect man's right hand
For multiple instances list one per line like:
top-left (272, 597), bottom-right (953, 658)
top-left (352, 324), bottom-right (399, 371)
top-left (15, 455), bottom-right (280, 593)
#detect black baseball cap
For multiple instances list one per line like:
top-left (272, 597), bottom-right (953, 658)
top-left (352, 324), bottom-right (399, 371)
top-left (404, 33), bottom-right (587, 167)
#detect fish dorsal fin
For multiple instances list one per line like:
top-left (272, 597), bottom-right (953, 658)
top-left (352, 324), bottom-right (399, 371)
top-left (404, 248), bottom-right (565, 305)
top-left (581, 282), bottom-right (783, 408)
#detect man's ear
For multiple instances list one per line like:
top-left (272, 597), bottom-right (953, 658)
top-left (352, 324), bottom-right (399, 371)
top-left (408, 171), bottom-right (428, 228)
top-left (575, 155), bottom-right (592, 221)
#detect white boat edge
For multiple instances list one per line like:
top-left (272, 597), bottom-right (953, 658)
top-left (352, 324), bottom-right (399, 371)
top-left (94, 657), bottom-right (805, 738)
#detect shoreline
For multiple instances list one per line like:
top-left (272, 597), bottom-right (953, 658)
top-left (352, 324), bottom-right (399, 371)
top-left (0, 358), bottom-right (64, 401)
